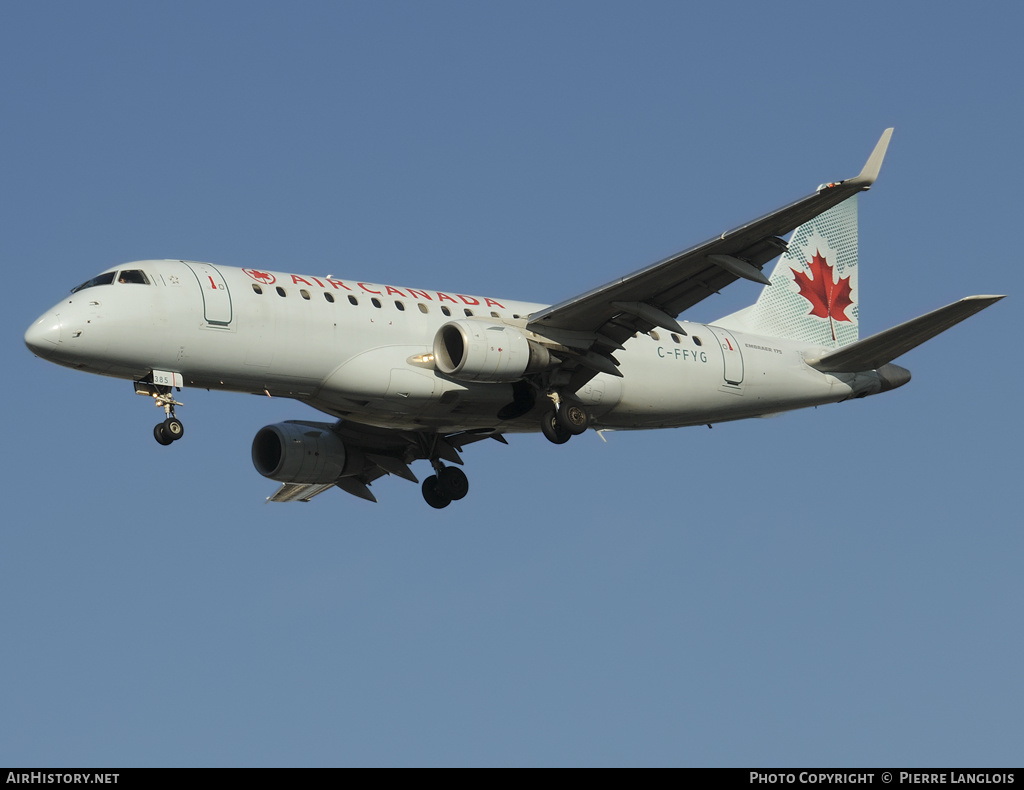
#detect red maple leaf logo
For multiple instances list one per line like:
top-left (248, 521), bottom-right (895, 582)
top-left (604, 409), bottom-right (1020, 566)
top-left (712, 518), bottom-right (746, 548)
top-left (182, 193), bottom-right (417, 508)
top-left (791, 250), bottom-right (853, 341)
top-left (243, 268), bottom-right (276, 285)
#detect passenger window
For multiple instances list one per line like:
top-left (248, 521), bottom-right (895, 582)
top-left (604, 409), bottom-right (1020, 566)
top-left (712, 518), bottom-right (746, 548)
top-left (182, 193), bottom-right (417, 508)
top-left (418, 304), bottom-right (429, 314)
top-left (371, 298), bottom-right (382, 308)
top-left (650, 330), bottom-right (660, 341)
top-left (490, 311), bottom-right (500, 319)
top-left (395, 301), bottom-right (405, 311)
top-left (441, 306), bottom-right (451, 317)
top-left (300, 289), bottom-right (310, 300)
top-left (348, 295), bottom-right (358, 306)
top-left (276, 287), bottom-right (286, 297)
top-left (464, 309), bottom-right (474, 317)
top-left (671, 333), bottom-right (680, 343)
top-left (324, 292), bottom-right (335, 303)
top-left (252, 284), bottom-right (263, 295)
top-left (692, 336), bottom-right (702, 346)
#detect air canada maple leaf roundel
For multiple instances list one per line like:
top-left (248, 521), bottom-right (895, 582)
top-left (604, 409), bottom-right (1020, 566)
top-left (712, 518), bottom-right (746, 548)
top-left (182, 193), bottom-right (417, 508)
top-left (791, 250), bottom-right (853, 341)
top-left (243, 268), bottom-right (276, 285)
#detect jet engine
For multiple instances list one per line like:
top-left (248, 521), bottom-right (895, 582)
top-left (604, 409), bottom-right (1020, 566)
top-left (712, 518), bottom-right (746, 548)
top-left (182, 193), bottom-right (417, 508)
top-left (252, 421), bottom-right (362, 484)
top-left (432, 320), bottom-right (551, 382)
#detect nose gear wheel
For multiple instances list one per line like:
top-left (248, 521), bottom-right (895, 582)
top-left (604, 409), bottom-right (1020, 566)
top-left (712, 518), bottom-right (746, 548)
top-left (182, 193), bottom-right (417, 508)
top-left (163, 417), bottom-right (184, 440)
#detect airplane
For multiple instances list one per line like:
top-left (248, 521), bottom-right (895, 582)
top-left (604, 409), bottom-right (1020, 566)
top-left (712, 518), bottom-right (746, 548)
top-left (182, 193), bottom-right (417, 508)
top-left (24, 129), bottom-right (1004, 508)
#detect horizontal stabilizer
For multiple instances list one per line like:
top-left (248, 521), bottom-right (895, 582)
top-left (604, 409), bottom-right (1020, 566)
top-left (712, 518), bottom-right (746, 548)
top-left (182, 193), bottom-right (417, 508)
top-left (807, 295), bottom-right (1004, 373)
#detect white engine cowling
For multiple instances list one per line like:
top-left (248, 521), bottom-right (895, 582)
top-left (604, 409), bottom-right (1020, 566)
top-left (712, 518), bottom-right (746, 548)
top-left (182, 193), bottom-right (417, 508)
top-left (252, 421), bottom-right (358, 484)
top-left (432, 320), bottom-right (550, 382)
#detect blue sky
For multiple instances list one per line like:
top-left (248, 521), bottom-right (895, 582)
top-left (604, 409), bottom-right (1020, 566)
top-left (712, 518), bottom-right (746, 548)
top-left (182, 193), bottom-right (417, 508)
top-left (3, 1), bottom-right (1021, 767)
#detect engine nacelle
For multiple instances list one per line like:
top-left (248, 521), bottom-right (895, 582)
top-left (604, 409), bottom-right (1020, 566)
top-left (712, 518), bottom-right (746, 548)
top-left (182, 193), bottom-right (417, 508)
top-left (432, 320), bottom-right (551, 382)
top-left (252, 421), bottom-right (360, 484)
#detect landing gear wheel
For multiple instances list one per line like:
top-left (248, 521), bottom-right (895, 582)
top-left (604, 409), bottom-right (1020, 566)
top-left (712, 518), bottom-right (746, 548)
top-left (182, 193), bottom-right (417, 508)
top-left (556, 404), bottom-right (590, 435)
top-left (541, 410), bottom-right (572, 444)
top-left (153, 423), bottom-right (174, 446)
top-left (437, 466), bottom-right (469, 501)
top-left (163, 417), bottom-right (184, 441)
top-left (422, 475), bottom-right (453, 509)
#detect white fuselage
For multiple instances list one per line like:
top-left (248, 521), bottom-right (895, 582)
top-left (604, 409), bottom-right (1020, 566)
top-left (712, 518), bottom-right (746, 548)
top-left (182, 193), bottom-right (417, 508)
top-left (26, 260), bottom-right (877, 433)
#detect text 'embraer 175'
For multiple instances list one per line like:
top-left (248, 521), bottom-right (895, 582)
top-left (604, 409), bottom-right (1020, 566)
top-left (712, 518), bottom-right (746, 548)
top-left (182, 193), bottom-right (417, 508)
top-left (25, 129), bottom-right (1004, 508)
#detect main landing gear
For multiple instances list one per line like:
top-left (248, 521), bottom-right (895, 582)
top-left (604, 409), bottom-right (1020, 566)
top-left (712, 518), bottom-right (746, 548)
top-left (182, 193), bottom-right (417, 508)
top-left (421, 463), bottom-right (469, 509)
top-left (498, 382), bottom-right (592, 445)
top-left (540, 394), bottom-right (590, 445)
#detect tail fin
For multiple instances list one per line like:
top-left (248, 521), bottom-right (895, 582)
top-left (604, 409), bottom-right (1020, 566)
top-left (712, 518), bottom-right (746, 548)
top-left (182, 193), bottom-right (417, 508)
top-left (716, 195), bottom-right (859, 349)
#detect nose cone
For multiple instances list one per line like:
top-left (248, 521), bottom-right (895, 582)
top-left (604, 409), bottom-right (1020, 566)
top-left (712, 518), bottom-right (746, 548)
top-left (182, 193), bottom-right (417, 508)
top-left (25, 311), bottom-right (61, 358)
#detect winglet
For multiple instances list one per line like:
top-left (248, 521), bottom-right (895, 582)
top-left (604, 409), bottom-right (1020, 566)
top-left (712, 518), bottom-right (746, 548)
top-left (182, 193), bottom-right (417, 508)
top-left (848, 128), bottom-right (894, 187)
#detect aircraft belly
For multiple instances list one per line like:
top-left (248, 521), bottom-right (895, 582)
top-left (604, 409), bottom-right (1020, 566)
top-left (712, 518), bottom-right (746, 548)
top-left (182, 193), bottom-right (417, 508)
top-left (601, 330), bottom-right (845, 428)
top-left (310, 343), bottom-right (509, 428)
top-left (606, 353), bottom-right (723, 427)
top-left (576, 376), bottom-right (622, 416)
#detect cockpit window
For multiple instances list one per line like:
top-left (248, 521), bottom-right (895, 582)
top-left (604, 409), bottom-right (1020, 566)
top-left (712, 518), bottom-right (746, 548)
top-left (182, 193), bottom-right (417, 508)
top-left (70, 272), bottom-right (116, 293)
top-left (117, 269), bottom-right (150, 285)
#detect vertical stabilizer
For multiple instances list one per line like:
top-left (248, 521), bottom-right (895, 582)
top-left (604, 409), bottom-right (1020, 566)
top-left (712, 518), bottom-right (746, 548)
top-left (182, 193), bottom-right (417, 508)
top-left (716, 196), bottom-right (859, 349)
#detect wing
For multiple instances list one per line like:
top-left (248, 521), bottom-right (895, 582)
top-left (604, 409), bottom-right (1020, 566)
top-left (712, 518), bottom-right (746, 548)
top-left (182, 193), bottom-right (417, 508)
top-left (525, 129), bottom-right (894, 387)
top-left (265, 419), bottom-right (507, 504)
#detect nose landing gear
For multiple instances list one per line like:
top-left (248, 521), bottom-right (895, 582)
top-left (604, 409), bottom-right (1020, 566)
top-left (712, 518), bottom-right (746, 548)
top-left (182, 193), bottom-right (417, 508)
top-left (154, 417), bottom-right (185, 445)
top-left (151, 389), bottom-right (185, 445)
top-left (135, 374), bottom-right (185, 446)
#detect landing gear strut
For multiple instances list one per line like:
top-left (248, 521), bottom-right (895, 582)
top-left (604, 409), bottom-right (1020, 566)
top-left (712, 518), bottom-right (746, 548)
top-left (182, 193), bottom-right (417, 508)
top-left (421, 463), bottom-right (470, 509)
top-left (136, 377), bottom-right (185, 446)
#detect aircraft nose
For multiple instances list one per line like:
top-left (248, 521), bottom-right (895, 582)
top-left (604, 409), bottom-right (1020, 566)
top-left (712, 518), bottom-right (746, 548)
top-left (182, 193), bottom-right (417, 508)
top-left (24, 311), bottom-right (62, 357)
